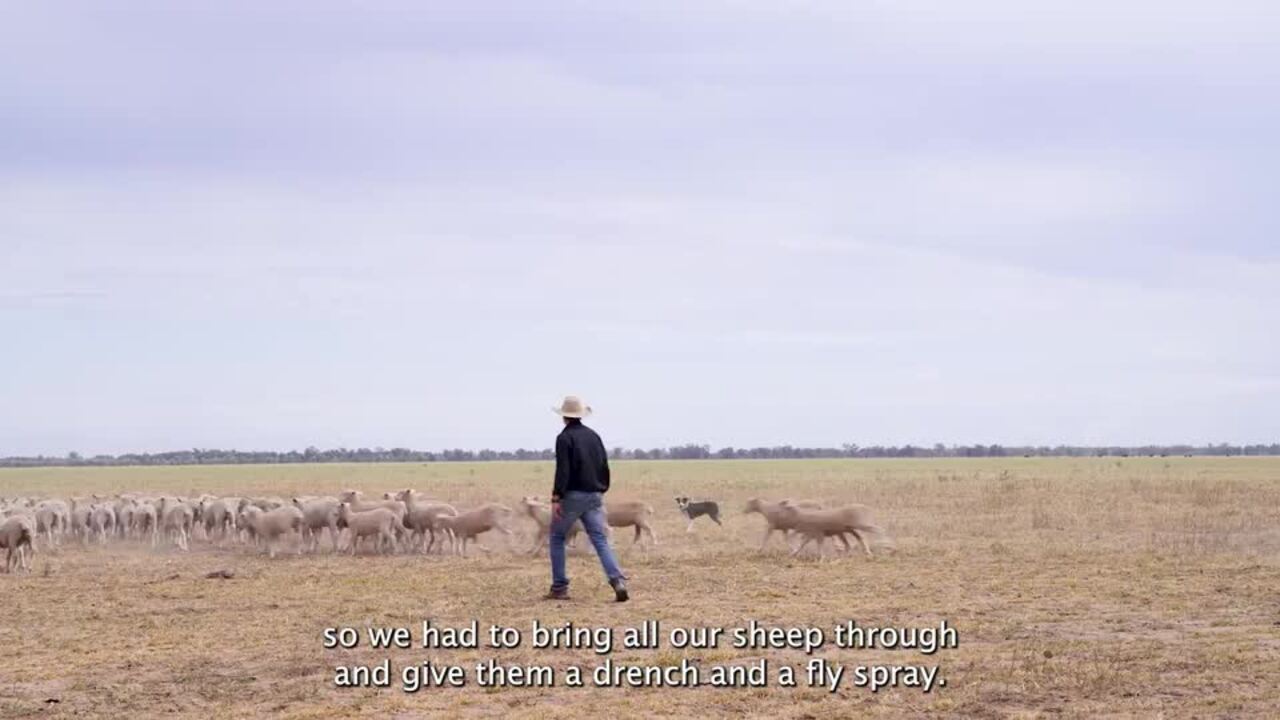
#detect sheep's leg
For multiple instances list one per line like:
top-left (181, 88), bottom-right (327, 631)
top-left (498, 525), bottom-right (514, 552)
top-left (760, 527), bottom-right (774, 551)
top-left (685, 519), bottom-right (695, 533)
top-left (790, 534), bottom-right (813, 557)
top-left (851, 529), bottom-right (872, 557)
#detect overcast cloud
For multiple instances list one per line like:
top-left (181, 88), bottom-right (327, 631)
top-left (2, 2), bottom-right (1277, 455)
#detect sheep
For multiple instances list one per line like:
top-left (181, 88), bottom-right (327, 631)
top-left (338, 490), bottom-right (409, 545)
top-left (605, 500), bottom-right (658, 549)
top-left (292, 497), bottom-right (341, 553)
top-left (237, 505), bottom-right (304, 558)
top-left (132, 501), bottom-right (159, 546)
top-left (743, 497), bottom-right (823, 551)
top-left (395, 490), bottom-right (457, 554)
top-left (0, 515), bottom-right (35, 573)
top-left (520, 496), bottom-right (579, 554)
top-left (436, 504), bottom-right (514, 557)
top-left (88, 503), bottom-right (117, 544)
top-left (69, 498), bottom-right (93, 544)
top-left (335, 502), bottom-right (398, 556)
top-left (187, 494), bottom-right (216, 540)
top-left (112, 495), bottom-right (139, 538)
top-left (337, 490), bottom-right (406, 518)
top-left (776, 501), bottom-right (887, 558)
top-left (156, 497), bottom-right (194, 551)
top-left (200, 498), bottom-right (239, 544)
top-left (252, 496), bottom-right (286, 511)
top-left (33, 500), bottom-right (69, 547)
top-left (520, 497), bottom-right (655, 551)
top-left (115, 499), bottom-right (137, 540)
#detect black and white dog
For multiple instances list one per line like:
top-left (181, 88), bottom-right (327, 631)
top-left (675, 496), bottom-right (721, 532)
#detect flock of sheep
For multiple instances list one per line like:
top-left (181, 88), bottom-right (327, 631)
top-left (0, 490), bottom-right (888, 573)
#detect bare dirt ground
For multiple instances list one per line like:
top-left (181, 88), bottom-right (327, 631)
top-left (2, 457), bottom-right (1279, 718)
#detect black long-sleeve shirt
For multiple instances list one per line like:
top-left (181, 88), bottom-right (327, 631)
top-left (552, 420), bottom-right (611, 499)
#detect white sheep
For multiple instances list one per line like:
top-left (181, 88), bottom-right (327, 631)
top-left (292, 497), bottom-right (342, 553)
top-left (337, 490), bottom-right (407, 518)
top-left (335, 502), bottom-right (398, 556)
top-left (115, 498), bottom-right (138, 540)
top-left (69, 498), bottom-right (93, 544)
top-left (237, 505), bottom-right (304, 558)
top-left (519, 496), bottom-right (579, 554)
top-left (132, 501), bottom-right (160, 546)
top-left (88, 503), bottom-right (117, 545)
top-left (776, 501), bottom-right (887, 558)
top-left (437, 504), bottom-right (514, 557)
top-left (395, 490), bottom-right (457, 554)
top-left (605, 500), bottom-right (657, 549)
top-left (33, 499), bottom-right (69, 547)
top-left (0, 515), bottom-right (35, 573)
top-left (200, 498), bottom-right (239, 544)
top-left (156, 497), bottom-right (194, 551)
top-left (743, 497), bottom-right (823, 551)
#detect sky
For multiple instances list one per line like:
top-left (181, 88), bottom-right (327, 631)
top-left (2, 2), bottom-right (1278, 456)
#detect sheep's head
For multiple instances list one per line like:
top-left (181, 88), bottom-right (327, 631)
top-left (237, 506), bottom-right (261, 526)
top-left (743, 498), bottom-right (762, 514)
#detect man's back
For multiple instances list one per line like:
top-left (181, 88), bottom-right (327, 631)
top-left (552, 420), bottom-right (611, 498)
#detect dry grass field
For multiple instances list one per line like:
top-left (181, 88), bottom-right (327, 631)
top-left (2, 457), bottom-right (1279, 719)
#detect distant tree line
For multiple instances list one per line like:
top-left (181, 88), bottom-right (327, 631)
top-left (1, 442), bottom-right (1277, 468)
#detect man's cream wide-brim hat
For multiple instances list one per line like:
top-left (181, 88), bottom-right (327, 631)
top-left (552, 395), bottom-right (592, 418)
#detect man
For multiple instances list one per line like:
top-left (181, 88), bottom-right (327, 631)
top-left (545, 395), bottom-right (628, 602)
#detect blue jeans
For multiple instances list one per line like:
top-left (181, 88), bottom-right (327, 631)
top-left (550, 491), bottom-right (624, 590)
